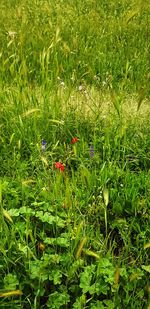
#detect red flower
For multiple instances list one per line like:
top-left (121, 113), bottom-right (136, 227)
top-left (59, 164), bottom-right (65, 172)
top-left (55, 162), bottom-right (65, 172)
top-left (55, 162), bottom-right (62, 169)
top-left (71, 137), bottom-right (78, 144)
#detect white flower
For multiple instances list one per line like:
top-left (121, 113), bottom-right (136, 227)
top-left (60, 81), bottom-right (65, 87)
top-left (78, 85), bottom-right (83, 91)
top-left (7, 31), bottom-right (17, 39)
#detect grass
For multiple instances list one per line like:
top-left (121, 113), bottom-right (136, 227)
top-left (0, 0), bottom-right (150, 308)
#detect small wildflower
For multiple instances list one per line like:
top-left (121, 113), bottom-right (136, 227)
top-left (102, 81), bottom-right (107, 87)
top-left (71, 137), bottom-right (78, 144)
top-left (93, 75), bottom-right (100, 81)
top-left (57, 76), bottom-right (65, 87)
top-left (89, 145), bottom-right (94, 158)
top-left (41, 140), bottom-right (47, 151)
top-left (78, 85), bottom-right (83, 91)
top-left (7, 31), bottom-right (17, 39)
top-left (60, 81), bottom-right (65, 87)
top-left (55, 162), bottom-right (65, 172)
top-left (59, 164), bottom-right (65, 172)
top-left (55, 162), bottom-right (62, 169)
top-left (84, 89), bottom-right (88, 98)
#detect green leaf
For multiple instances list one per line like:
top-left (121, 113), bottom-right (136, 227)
top-left (45, 234), bottom-right (69, 247)
top-left (19, 206), bottom-right (35, 215)
top-left (49, 270), bottom-right (62, 285)
top-left (97, 258), bottom-right (115, 285)
top-left (90, 301), bottom-right (104, 309)
top-left (4, 274), bottom-right (19, 290)
top-left (29, 261), bottom-right (48, 281)
top-left (47, 291), bottom-right (70, 309)
top-left (35, 211), bottom-right (65, 227)
top-left (103, 300), bottom-right (115, 308)
top-left (8, 209), bottom-right (20, 217)
top-left (93, 279), bottom-right (109, 295)
top-left (73, 295), bottom-right (86, 309)
top-left (79, 265), bottom-right (96, 293)
top-left (90, 300), bottom-right (115, 309)
top-left (141, 265), bottom-right (150, 273)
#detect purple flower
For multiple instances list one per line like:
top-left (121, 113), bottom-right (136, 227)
top-left (41, 140), bottom-right (47, 151)
top-left (90, 145), bottom-right (94, 158)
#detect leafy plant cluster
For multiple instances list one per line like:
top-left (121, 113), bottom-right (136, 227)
top-left (0, 110), bottom-right (150, 307)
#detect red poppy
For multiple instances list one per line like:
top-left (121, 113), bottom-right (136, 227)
top-left (71, 137), bottom-right (78, 144)
top-left (55, 162), bottom-right (62, 169)
top-left (55, 162), bottom-right (65, 172)
top-left (59, 164), bottom-right (65, 172)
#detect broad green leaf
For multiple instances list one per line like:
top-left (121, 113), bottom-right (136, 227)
top-left (90, 302), bottom-right (104, 309)
top-left (4, 274), bottom-right (19, 290)
top-left (47, 291), bottom-right (70, 309)
top-left (141, 265), bottom-right (150, 273)
top-left (79, 265), bottom-right (96, 293)
top-left (49, 270), bottom-right (62, 285)
top-left (19, 206), bottom-right (35, 215)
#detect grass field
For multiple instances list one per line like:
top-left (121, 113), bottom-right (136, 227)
top-left (0, 0), bottom-right (150, 308)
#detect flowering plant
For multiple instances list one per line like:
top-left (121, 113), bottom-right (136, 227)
top-left (41, 140), bottom-right (47, 151)
top-left (55, 162), bottom-right (65, 172)
top-left (71, 137), bottom-right (78, 144)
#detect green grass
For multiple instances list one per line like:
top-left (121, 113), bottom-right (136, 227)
top-left (0, 0), bottom-right (150, 308)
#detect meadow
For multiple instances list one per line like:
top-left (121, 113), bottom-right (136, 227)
top-left (0, 0), bottom-right (150, 308)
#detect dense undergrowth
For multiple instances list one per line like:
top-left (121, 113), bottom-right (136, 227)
top-left (0, 0), bottom-right (150, 308)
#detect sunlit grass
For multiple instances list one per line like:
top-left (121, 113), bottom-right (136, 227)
top-left (0, 0), bottom-right (150, 308)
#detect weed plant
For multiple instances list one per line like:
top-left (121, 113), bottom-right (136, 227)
top-left (0, 0), bottom-right (150, 308)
